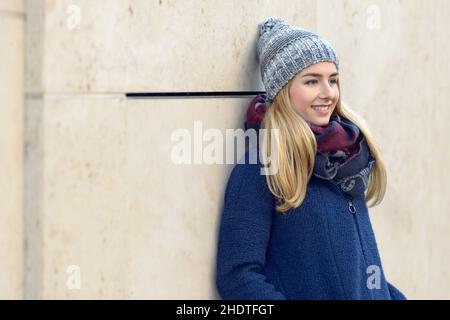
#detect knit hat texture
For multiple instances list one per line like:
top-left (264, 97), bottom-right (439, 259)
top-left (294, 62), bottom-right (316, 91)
top-left (257, 17), bottom-right (340, 102)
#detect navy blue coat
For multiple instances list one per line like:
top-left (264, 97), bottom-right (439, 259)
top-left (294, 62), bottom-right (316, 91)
top-left (216, 151), bottom-right (406, 300)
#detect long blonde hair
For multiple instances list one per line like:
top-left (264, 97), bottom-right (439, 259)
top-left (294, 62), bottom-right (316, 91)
top-left (260, 79), bottom-right (387, 213)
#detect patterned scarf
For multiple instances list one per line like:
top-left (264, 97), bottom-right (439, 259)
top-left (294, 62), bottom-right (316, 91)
top-left (244, 94), bottom-right (375, 198)
top-left (308, 114), bottom-right (376, 198)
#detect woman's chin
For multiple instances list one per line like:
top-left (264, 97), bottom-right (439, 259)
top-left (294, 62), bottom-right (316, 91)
top-left (309, 116), bottom-right (331, 127)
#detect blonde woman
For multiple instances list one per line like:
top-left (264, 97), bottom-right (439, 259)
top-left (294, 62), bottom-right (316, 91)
top-left (215, 17), bottom-right (406, 300)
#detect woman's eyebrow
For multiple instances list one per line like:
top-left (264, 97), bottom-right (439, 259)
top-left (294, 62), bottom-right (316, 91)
top-left (301, 72), bottom-right (339, 78)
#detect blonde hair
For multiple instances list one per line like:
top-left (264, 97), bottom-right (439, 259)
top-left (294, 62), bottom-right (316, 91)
top-left (260, 79), bottom-right (387, 213)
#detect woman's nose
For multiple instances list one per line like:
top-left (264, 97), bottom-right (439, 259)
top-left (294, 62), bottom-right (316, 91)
top-left (319, 81), bottom-right (335, 99)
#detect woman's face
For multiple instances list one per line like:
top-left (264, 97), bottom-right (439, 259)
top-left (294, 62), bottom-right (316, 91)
top-left (288, 61), bottom-right (340, 126)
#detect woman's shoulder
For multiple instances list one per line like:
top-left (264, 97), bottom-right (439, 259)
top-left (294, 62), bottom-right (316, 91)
top-left (224, 148), bottom-right (275, 209)
top-left (228, 148), bottom-right (270, 186)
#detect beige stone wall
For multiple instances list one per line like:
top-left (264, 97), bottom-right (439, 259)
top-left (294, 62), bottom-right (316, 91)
top-left (0, 0), bottom-right (24, 299)
top-left (16, 0), bottom-right (450, 299)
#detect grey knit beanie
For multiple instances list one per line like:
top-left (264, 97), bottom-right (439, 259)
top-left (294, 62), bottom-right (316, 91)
top-left (257, 17), bottom-right (340, 102)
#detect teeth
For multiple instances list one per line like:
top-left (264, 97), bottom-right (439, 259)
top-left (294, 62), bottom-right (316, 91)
top-left (312, 105), bottom-right (329, 110)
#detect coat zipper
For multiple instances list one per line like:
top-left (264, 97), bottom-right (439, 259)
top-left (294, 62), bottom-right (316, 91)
top-left (347, 195), bottom-right (356, 214)
top-left (323, 179), bottom-right (375, 298)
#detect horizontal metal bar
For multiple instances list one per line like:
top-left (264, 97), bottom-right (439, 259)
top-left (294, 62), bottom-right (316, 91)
top-left (126, 91), bottom-right (266, 99)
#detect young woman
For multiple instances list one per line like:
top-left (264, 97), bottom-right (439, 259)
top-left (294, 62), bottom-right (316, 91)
top-left (215, 17), bottom-right (407, 300)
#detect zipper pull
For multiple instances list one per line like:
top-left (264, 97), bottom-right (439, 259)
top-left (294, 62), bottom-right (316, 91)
top-left (348, 199), bottom-right (356, 213)
top-left (346, 195), bottom-right (356, 213)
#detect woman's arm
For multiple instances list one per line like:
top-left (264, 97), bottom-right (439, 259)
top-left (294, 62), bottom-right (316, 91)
top-left (215, 159), bottom-right (287, 300)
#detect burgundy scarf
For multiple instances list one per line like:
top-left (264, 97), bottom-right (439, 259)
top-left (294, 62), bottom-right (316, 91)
top-left (307, 114), bottom-right (375, 198)
top-left (308, 114), bottom-right (362, 157)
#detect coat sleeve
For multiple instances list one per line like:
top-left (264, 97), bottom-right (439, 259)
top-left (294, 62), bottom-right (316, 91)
top-left (387, 281), bottom-right (407, 300)
top-left (215, 160), bottom-right (287, 300)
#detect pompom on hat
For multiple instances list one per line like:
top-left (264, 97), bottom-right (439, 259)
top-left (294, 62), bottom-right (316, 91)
top-left (256, 17), bottom-right (340, 103)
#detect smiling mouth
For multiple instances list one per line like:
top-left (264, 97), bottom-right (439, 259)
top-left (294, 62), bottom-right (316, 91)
top-left (311, 105), bottom-right (331, 111)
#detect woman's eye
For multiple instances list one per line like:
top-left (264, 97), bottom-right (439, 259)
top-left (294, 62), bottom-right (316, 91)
top-left (306, 79), bottom-right (338, 86)
top-left (305, 80), bottom-right (318, 85)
